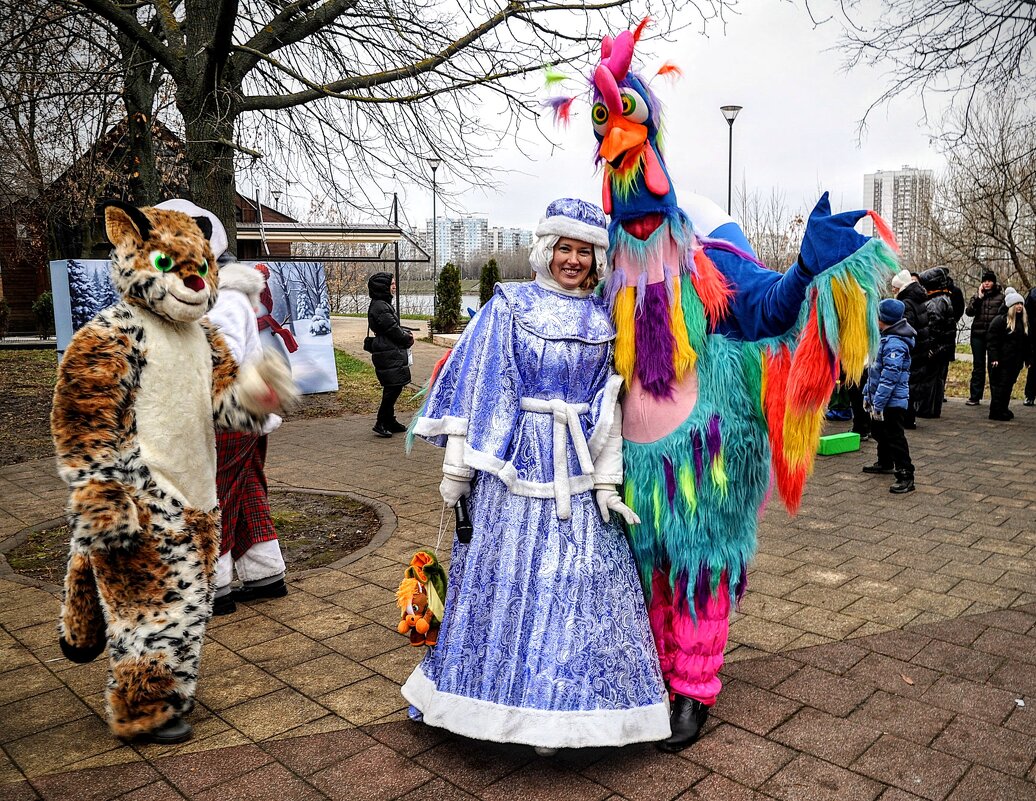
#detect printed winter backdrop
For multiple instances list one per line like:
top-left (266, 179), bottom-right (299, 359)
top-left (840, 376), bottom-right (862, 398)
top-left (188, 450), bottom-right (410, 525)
top-left (49, 259), bottom-right (338, 394)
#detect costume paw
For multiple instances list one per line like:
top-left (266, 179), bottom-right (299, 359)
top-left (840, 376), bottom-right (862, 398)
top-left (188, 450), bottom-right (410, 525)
top-left (59, 634), bottom-right (107, 663)
top-left (238, 353), bottom-right (300, 415)
top-left (798, 192), bottom-right (869, 276)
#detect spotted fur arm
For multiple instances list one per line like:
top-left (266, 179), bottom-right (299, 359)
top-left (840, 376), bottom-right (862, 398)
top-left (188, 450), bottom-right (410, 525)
top-left (206, 325), bottom-right (268, 433)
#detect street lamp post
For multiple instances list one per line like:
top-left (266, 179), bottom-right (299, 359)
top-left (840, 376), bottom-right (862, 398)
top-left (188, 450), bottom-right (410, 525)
top-left (720, 105), bottom-right (742, 215)
top-left (427, 157), bottom-right (441, 328)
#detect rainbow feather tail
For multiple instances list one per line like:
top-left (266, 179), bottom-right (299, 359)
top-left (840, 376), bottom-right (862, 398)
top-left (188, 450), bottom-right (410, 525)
top-left (766, 238), bottom-right (899, 511)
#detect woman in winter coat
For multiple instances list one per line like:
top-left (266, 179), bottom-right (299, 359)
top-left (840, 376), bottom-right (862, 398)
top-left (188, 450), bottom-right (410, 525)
top-left (367, 272), bottom-right (414, 437)
top-left (986, 289), bottom-right (1032, 421)
top-left (916, 267), bottom-right (956, 418)
top-left (965, 270), bottom-right (1005, 404)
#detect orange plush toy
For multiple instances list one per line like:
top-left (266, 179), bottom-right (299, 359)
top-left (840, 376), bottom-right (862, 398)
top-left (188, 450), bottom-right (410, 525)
top-left (395, 551), bottom-right (446, 647)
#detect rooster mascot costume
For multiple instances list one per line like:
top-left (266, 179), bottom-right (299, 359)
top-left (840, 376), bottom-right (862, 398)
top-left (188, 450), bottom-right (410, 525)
top-left (548, 23), bottom-right (899, 750)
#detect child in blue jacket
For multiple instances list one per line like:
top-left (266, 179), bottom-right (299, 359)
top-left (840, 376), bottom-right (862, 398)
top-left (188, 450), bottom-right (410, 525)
top-left (863, 299), bottom-right (917, 493)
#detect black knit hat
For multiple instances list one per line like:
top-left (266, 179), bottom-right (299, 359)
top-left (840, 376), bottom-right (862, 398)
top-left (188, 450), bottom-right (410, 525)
top-left (981, 270), bottom-right (997, 283)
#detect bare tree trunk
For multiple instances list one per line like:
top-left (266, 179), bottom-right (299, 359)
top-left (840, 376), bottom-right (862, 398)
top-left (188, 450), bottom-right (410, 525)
top-left (120, 36), bottom-right (159, 205)
top-left (180, 91), bottom-right (239, 249)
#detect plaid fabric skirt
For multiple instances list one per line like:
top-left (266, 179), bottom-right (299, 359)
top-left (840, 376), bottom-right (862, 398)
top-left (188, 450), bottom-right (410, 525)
top-left (215, 431), bottom-right (278, 559)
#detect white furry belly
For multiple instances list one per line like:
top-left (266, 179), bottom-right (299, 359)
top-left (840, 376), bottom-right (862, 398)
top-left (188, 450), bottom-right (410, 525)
top-left (135, 312), bottom-right (217, 509)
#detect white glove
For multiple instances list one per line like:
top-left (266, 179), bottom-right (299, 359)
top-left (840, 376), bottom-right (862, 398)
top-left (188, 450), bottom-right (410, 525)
top-left (439, 476), bottom-right (471, 508)
top-left (595, 487), bottom-right (640, 526)
top-left (440, 434), bottom-right (473, 507)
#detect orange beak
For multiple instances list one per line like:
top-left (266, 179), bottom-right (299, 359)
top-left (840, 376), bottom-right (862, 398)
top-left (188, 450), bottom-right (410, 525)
top-left (600, 118), bottom-right (648, 166)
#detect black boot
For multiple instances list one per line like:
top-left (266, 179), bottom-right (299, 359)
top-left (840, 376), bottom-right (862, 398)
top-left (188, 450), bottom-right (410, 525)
top-left (862, 462), bottom-right (894, 474)
top-left (372, 422), bottom-right (393, 438)
top-left (137, 716), bottom-right (193, 744)
top-left (387, 419), bottom-right (408, 433)
top-left (657, 694), bottom-right (710, 753)
top-left (232, 578), bottom-right (288, 603)
top-left (890, 470), bottom-right (915, 494)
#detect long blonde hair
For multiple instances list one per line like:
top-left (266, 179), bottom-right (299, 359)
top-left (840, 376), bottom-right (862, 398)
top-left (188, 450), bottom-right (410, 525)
top-left (1007, 302), bottom-right (1028, 335)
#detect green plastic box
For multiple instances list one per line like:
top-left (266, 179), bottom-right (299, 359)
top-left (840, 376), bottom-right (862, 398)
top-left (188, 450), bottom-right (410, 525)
top-left (817, 432), bottom-right (861, 455)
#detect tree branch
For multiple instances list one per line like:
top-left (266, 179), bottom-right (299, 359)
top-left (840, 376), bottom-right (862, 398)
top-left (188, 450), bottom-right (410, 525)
top-left (65, 0), bottom-right (181, 77)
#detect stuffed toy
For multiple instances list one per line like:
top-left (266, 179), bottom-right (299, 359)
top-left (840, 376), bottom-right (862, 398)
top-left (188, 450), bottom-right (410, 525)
top-left (51, 200), bottom-right (298, 743)
top-left (395, 550), bottom-right (447, 647)
top-left (547, 22), bottom-right (900, 751)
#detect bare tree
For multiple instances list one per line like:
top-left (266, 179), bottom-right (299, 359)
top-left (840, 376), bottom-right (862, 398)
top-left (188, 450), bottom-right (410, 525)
top-left (35, 0), bottom-right (726, 247)
top-left (0, 6), bottom-right (120, 205)
top-left (733, 181), bottom-right (805, 271)
top-left (826, 0), bottom-right (1036, 136)
top-left (918, 97), bottom-right (1035, 290)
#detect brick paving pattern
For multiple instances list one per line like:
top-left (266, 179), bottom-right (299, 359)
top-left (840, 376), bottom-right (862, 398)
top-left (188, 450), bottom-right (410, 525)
top-left (1, 393), bottom-right (1034, 800)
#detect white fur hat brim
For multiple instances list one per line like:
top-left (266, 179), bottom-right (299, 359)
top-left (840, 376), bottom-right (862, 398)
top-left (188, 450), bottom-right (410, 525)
top-left (154, 199), bottom-right (230, 258)
top-left (534, 216), bottom-right (609, 249)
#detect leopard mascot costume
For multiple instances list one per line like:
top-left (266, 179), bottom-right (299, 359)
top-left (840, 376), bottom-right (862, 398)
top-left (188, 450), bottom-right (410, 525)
top-left (51, 200), bottom-right (298, 743)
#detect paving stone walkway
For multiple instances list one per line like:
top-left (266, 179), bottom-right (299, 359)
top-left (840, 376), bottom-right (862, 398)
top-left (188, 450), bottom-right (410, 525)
top-left (1, 395), bottom-right (1034, 800)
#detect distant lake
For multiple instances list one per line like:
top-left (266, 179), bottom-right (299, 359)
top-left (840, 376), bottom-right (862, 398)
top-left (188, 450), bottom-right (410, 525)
top-left (397, 294), bottom-right (481, 316)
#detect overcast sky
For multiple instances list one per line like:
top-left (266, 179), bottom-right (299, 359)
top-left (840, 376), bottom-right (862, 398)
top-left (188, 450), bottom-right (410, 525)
top-left (383, 0), bottom-right (947, 231)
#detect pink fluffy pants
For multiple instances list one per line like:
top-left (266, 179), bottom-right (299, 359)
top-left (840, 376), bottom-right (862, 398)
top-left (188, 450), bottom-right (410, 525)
top-left (648, 569), bottom-right (731, 706)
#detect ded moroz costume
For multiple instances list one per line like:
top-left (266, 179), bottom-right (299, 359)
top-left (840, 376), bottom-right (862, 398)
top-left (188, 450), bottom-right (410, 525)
top-left (402, 198), bottom-right (670, 750)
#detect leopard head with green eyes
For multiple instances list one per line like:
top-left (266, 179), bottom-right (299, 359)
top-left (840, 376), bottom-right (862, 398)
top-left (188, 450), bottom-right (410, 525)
top-left (102, 200), bottom-right (218, 323)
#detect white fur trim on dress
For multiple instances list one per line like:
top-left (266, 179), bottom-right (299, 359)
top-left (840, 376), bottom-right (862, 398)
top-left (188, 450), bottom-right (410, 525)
top-left (413, 415), bottom-right (469, 438)
top-left (586, 375), bottom-right (623, 461)
top-left (402, 667), bottom-right (671, 749)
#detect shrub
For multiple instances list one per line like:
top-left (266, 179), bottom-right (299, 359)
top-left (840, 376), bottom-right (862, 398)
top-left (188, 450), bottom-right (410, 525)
top-left (32, 291), bottom-right (54, 338)
top-left (479, 259), bottom-right (500, 308)
top-left (431, 263), bottom-right (462, 332)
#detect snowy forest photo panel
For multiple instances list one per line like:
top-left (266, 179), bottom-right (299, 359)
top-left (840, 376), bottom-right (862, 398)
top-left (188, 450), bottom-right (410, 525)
top-left (50, 259), bottom-right (338, 394)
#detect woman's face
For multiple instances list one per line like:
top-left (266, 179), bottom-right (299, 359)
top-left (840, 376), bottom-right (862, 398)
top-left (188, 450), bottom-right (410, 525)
top-left (390, 279), bottom-right (396, 295)
top-left (549, 237), bottom-right (594, 290)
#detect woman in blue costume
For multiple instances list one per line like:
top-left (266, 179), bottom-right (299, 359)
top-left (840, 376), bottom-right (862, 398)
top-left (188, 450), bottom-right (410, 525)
top-left (402, 199), bottom-right (670, 753)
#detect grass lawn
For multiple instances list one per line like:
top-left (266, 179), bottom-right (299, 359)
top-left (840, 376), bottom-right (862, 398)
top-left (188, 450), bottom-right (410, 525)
top-left (295, 349), bottom-right (424, 418)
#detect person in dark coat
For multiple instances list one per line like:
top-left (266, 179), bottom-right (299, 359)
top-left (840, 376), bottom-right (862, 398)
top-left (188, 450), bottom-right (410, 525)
top-left (965, 270), bottom-right (1005, 405)
top-left (986, 289), bottom-right (1032, 421)
top-left (891, 270), bottom-right (930, 428)
top-left (863, 299), bottom-right (916, 494)
top-left (1024, 286), bottom-right (1036, 406)
top-left (367, 272), bottom-right (414, 437)
top-left (916, 267), bottom-right (956, 418)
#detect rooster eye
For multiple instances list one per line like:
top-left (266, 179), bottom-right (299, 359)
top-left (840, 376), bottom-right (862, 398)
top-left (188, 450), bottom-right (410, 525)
top-left (150, 251), bottom-right (174, 272)
top-left (591, 102), bottom-right (610, 135)
top-left (621, 90), bottom-right (649, 124)
top-left (198, 258), bottom-right (208, 277)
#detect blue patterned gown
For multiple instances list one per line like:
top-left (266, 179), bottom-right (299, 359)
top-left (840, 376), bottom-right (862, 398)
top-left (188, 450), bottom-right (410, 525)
top-left (402, 280), bottom-right (669, 749)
